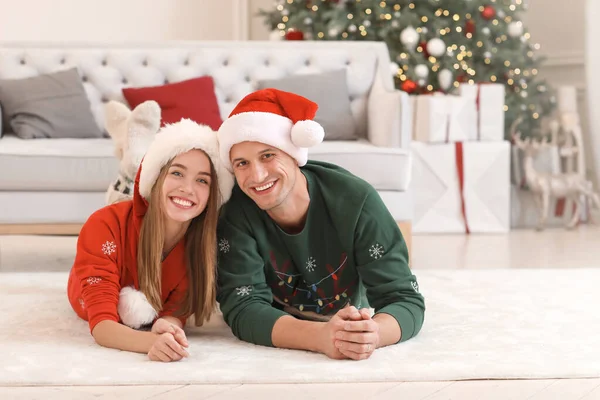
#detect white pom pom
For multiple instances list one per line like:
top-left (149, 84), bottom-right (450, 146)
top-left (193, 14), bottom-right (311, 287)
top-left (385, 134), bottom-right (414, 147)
top-left (291, 120), bottom-right (324, 148)
top-left (117, 286), bottom-right (158, 329)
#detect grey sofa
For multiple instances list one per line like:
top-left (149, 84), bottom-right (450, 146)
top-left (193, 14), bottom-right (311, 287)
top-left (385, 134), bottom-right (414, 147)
top-left (0, 41), bottom-right (413, 235)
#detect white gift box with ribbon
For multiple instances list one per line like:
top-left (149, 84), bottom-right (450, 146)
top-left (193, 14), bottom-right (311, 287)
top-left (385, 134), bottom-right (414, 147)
top-left (459, 83), bottom-right (505, 141)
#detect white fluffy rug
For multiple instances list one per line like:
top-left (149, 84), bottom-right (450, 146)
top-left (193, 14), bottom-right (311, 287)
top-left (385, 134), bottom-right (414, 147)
top-left (2, 269), bottom-right (600, 386)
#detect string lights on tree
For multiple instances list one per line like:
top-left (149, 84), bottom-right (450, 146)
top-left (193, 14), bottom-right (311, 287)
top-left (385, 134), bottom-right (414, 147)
top-left (260, 0), bottom-right (554, 139)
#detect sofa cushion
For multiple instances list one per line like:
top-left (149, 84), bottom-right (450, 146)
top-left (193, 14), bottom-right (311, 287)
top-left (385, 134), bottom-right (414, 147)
top-left (308, 140), bottom-right (411, 191)
top-left (257, 69), bottom-right (358, 141)
top-left (122, 75), bottom-right (223, 131)
top-left (0, 68), bottom-right (103, 139)
top-left (0, 134), bottom-right (117, 191)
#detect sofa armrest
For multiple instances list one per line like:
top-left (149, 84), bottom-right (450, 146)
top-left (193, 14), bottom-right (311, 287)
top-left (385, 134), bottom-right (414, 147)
top-left (367, 80), bottom-right (412, 150)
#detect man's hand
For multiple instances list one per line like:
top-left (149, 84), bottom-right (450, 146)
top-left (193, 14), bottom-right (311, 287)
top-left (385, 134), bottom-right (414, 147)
top-left (148, 332), bottom-right (189, 362)
top-left (151, 318), bottom-right (189, 348)
top-left (335, 308), bottom-right (380, 361)
top-left (317, 306), bottom-right (364, 360)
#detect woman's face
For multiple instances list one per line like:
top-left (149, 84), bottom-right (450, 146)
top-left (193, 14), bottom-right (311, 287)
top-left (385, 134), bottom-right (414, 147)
top-left (161, 149), bottom-right (212, 224)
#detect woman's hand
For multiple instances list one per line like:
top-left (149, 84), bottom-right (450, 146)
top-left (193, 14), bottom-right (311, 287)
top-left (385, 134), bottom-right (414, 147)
top-left (151, 317), bottom-right (189, 348)
top-left (148, 332), bottom-right (189, 362)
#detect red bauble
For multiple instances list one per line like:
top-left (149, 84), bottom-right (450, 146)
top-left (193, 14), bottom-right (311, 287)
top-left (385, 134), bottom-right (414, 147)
top-left (465, 19), bottom-right (476, 35)
top-left (402, 79), bottom-right (418, 94)
top-left (481, 5), bottom-right (496, 20)
top-left (456, 74), bottom-right (467, 83)
top-left (418, 41), bottom-right (430, 58)
top-left (285, 30), bottom-right (304, 41)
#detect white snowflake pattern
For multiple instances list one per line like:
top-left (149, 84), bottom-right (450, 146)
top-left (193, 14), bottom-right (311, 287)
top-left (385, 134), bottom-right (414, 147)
top-left (87, 277), bottom-right (102, 285)
top-left (305, 256), bottom-right (316, 272)
top-left (78, 298), bottom-right (85, 309)
top-left (369, 243), bottom-right (384, 259)
top-left (411, 281), bottom-right (420, 293)
top-left (236, 285), bottom-right (252, 296)
top-left (219, 238), bottom-right (230, 253)
top-left (102, 241), bottom-right (116, 256)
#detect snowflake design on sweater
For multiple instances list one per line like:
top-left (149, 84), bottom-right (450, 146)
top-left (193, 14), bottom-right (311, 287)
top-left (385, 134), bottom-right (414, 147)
top-left (219, 238), bottom-right (230, 253)
top-left (102, 241), bottom-right (116, 256)
top-left (411, 281), bottom-right (420, 293)
top-left (369, 243), bottom-right (384, 259)
top-left (306, 256), bottom-right (316, 272)
top-left (87, 277), bottom-right (102, 285)
top-left (78, 298), bottom-right (85, 309)
top-left (236, 285), bottom-right (252, 296)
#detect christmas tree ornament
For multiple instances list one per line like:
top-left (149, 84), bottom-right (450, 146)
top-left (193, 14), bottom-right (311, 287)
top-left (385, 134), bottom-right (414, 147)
top-left (282, 8), bottom-right (290, 16)
top-left (508, 21), bottom-right (524, 38)
top-left (392, 20), bottom-right (399, 28)
top-left (418, 78), bottom-right (426, 86)
top-left (465, 19), bottom-right (476, 35)
top-left (481, 6), bottom-right (496, 20)
top-left (269, 30), bottom-right (283, 41)
top-left (401, 79), bottom-right (418, 93)
top-left (304, 17), bottom-right (313, 24)
top-left (497, 10), bottom-right (505, 18)
top-left (482, 27), bottom-right (491, 35)
top-left (285, 30), bottom-right (304, 40)
top-left (415, 64), bottom-right (429, 78)
top-left (438, 69), bottom-right (453, 90)
top-left (400, 26), bottom-right (419, 50)
top-left (427, 38), bottom-right (446, 57)
top-left (484, 51), bottom-right (492, 58)
top-left (329, 28), bottom-right (339, 36)
top-left (421, 27), bottom-right (428, 34)
top-left (364, 20), bottom-right (371, 27)
top-left (348, 24), bottom-right (357, 32)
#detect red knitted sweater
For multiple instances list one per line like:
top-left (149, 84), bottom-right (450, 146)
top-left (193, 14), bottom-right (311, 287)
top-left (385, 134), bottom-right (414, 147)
top-left (67, 167), bottom-right (189, 333)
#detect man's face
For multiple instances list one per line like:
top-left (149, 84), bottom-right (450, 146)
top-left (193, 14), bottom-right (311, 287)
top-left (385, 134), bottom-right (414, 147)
top-left (229, 141), bottom-right (298, 211)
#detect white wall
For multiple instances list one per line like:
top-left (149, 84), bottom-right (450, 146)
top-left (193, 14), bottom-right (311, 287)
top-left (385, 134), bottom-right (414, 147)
top-left (0, 0), bottom-right (241, 41)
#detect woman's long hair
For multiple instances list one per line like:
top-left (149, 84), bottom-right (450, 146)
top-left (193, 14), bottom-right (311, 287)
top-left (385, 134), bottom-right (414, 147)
top-left (137, 152), bottom-right (220, 327)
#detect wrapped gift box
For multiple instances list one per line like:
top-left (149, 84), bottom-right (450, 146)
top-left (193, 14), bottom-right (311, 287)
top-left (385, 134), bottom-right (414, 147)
top-left (411, 95), bottom-right (474, 143)
top-left (411, 141), bottom-right (511, 233)
top-left (459, 83), bottom-right (505, 141)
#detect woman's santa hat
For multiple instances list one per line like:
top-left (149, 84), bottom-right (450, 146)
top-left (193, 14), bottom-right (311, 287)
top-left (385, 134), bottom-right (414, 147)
top-left (218, 88), bottom-right (325, 171)
top-left (119, 118), bottom-right (235, 329)
top-left (139, 118), bottom-right (235, 207)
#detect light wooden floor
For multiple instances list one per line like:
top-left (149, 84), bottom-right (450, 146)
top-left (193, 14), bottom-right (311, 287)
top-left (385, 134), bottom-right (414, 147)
top-left (1, 226), bottom-right (600, 399)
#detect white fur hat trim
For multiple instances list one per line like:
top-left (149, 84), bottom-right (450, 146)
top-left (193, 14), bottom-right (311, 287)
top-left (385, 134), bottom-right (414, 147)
top-left (117, 286), bottom-right (158, 329)
top-left (138, 119), bottom-right (235, 207)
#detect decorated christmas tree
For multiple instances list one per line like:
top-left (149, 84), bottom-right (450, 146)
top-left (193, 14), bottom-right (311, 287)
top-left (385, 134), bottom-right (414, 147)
top-left (259, 0), bottom-right (555, 139)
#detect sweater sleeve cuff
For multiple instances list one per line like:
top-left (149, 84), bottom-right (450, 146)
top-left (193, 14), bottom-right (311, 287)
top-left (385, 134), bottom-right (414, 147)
top-left (375, 304), bottom-right (417, 343)
top-left (87, 304), bottom-right (120, 333)
top-left (247, 306), bottom-right (288, 347)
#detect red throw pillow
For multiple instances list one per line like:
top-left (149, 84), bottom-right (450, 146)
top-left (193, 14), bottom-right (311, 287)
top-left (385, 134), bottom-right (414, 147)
top-left (122, 76), bottom-right (223, 131)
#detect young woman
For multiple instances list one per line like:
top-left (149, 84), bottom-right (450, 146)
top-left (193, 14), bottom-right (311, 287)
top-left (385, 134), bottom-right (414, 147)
top-left (67, 119), bottom-right (234, 362)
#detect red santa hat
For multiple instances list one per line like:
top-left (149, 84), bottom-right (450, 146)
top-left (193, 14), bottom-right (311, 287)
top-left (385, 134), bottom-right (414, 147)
top-left (217, 88), bottom-right (325, 171)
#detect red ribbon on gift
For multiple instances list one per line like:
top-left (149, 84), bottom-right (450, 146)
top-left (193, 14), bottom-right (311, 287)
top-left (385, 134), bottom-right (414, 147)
top-left (476, 85), bottom-right (482, 141)
top-left (455, 142), bottom-right (471, 234)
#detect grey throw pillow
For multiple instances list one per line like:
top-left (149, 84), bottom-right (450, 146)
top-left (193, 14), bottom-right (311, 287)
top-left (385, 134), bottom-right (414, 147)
top-left (0, 68), bottom-right (103, 139)
top-left (257, 69), bottom-right (358, 141)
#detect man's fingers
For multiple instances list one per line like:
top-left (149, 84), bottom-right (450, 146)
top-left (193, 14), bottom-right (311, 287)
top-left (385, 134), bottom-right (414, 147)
top-left (335, 331), bottom-right (377, 344)
top-left (335, 340), bottom-right (373, 354)
top-left (359, 308), bottom-right (372, 320)
top-left (338, 347), bottom-right (372, 361)
top-left (344, 319), bottom-right (378, 332)
top-left (336, 306), bottom-right (362, 321)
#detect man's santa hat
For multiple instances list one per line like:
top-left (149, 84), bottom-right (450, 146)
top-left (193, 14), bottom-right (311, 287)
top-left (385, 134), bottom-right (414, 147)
top-left (118, 118), bottom-right (234, 329)
top-left (217, 88), bottom-right (325, 171)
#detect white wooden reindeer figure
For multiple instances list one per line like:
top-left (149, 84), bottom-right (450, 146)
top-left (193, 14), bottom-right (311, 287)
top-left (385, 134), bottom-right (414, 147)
top-left (512, 132), bottom-right (600, 230)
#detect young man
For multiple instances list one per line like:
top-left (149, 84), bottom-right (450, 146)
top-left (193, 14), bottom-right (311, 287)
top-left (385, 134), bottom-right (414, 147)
top-left (216, 88), bottom-right (424, 360)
